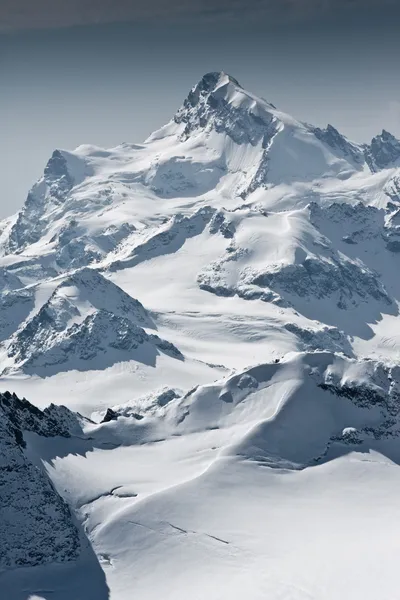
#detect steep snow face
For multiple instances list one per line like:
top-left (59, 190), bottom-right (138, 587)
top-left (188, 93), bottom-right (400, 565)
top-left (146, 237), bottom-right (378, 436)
top-left (2, 72), bottom-right (400, 599)
top-left (164, 351), bottom-right (400, 465)
top-left (0, 268), bottom-right (23, 291)
top-left (6, 354), bottom-right (400, 599)
top-left (107, 205), bottom-right (215, 271)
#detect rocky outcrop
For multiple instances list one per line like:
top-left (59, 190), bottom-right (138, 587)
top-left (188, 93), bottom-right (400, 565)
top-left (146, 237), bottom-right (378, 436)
top-left (0, 392), bottom-right (80, 571)
top-left (365, 130), bottom-right (400, 171)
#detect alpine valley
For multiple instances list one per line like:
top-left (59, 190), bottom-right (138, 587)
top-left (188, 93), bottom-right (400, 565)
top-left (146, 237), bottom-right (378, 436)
top-left (2, 72), bottom-right (400, 600)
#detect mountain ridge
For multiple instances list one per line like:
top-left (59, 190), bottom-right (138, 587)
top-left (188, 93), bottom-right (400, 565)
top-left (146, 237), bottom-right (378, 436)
top-left (2, 72), bottom-right (400, 600)
top-left (3, 72), bottom-right (400, 261)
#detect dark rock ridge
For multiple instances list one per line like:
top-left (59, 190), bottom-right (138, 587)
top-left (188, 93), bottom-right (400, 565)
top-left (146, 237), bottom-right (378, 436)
top-left (365, 130), bottom-right (400, 171)
top-left (283, 322), bottom-right (353, 357)
top-left (311, 124), bottom-right (364, 166)
top-left (43, 149), bottom-right (75, 201)
top-left (0, 391), bottom-right (71, 439)
top-left (198, 248), bottom-right (391, 310)
top-left (102, 408), bottom-right (118, 423)
top-left (175, 71), bottom-right (278, 148)
top-left (7, 307), bottom-right (182, 375)
top-left (312, 124), bottom-right (400, 173)
top-left (0, 391), bottom-right (80, 571)
top-left (252, 257), bottom-right (391, 309)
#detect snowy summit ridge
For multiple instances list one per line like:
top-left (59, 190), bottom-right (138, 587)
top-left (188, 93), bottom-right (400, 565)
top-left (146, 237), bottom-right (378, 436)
top-left (2, 72), bottom-right (400, 600)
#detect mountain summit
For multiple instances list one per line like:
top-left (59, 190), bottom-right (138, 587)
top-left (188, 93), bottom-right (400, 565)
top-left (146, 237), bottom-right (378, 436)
top-left (2, 72), bottom-right (400, 259)
top-left (1, 73), bottom-right (400, 600)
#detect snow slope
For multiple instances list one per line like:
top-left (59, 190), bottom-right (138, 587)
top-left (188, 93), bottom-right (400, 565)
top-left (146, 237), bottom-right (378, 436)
top-left (2, 71), bottom-right (400, 599)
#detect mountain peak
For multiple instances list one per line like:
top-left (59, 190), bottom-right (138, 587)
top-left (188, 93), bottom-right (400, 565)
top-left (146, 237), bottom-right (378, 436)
top-left (311, 123), bottom-right (364, 164)
top-left (380, 129), bottom-right (397, 141)
top-left (194, 71), bottom-right (242, 93)
top-left (366, 128), bottom-right (400, 171)
top-left (173, 70), bottom-right (278, 148)
top-left (178, 71), bottom-right (243, 118)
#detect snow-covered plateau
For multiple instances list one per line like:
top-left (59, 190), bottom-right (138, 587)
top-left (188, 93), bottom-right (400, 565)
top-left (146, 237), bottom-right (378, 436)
top-left (2, 72), bottom-right (400, 599)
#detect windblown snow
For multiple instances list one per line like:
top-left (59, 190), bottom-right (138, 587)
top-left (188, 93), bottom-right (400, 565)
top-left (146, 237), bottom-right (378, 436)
top-left (2, 71), bottom-right (400, 600)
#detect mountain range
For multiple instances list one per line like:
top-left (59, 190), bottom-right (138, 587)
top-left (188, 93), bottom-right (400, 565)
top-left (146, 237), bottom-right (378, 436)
top-left (1, 72), bottom-right (400, 600)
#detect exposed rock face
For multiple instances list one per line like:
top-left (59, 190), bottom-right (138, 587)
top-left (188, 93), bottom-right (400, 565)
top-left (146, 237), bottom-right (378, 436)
top-left (6, 150), bottom-right (77, 254)
top-left (365, 130), bottom-right (400, 171)
top-left (8, 309), bottom-right (147, 372)
top-left (101, 408), bottom-right (118, 423)
top-left (198, 248), bottom-right (391, 310)
top-left (175, 72), bottom-right (276, 146)
top-left (251, 256), bottom-right (391, 309)
top-left (0, 392), bottom-right (71, 438)
top-left (174, 72), bottom-right (279, 196)
top-left (312, 124), bottom-right (400, 173)
top-left (3, 267), bottom-right (183, 375)
top-left (312, 124), bottom-right (364, 165)
top-left (0, 392), bottom-right (80, 571)
top-left (7, 305), bottom-right (182, 376)
top-left (283, 323), bottom-right (353, 357)
top-left (209, 211), bottom-right (236, 239)
top-left (0, 268), bottom-right (23, 292)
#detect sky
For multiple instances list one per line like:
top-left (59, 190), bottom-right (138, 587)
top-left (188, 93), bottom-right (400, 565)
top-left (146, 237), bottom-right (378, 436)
top-left (1, 1), bottom-right (400, 218)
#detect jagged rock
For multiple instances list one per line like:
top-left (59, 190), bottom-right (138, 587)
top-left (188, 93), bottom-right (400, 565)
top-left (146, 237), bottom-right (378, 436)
top-left (365, 130), bottom-right (400, 171)
top-left (4, 268), bottom-right (176, 375)
top-left (102, 408), bottom-right (118, 423)
top-left (175, 72), bottom-right (277, 147)
top-left (251, 257), bottom-right (391, 309)
top-left (284, 322), bottom-right (353, 356)
top-left (6, 150), bottom-right (78, 253)
top-left (209, 211), bottom-right (236, 238)
top-left (0, 391), bottom-right (70, 438)
top-left (0, 392), bottom-right (80, 571)
top-left (312, 124), bottom-right (364, 165)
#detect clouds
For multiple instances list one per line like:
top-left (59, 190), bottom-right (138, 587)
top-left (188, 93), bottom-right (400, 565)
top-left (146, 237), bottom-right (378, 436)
top-left (0, 0), bottom-right (397, 33)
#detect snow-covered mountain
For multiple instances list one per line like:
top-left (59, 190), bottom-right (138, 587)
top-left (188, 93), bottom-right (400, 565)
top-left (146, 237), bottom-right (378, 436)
top-left (2, 72), bottom-right (400, 599)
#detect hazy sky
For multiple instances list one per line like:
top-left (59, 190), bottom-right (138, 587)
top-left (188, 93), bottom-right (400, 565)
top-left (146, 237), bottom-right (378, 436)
top-left (1, 1), bottom-right (400, 218)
